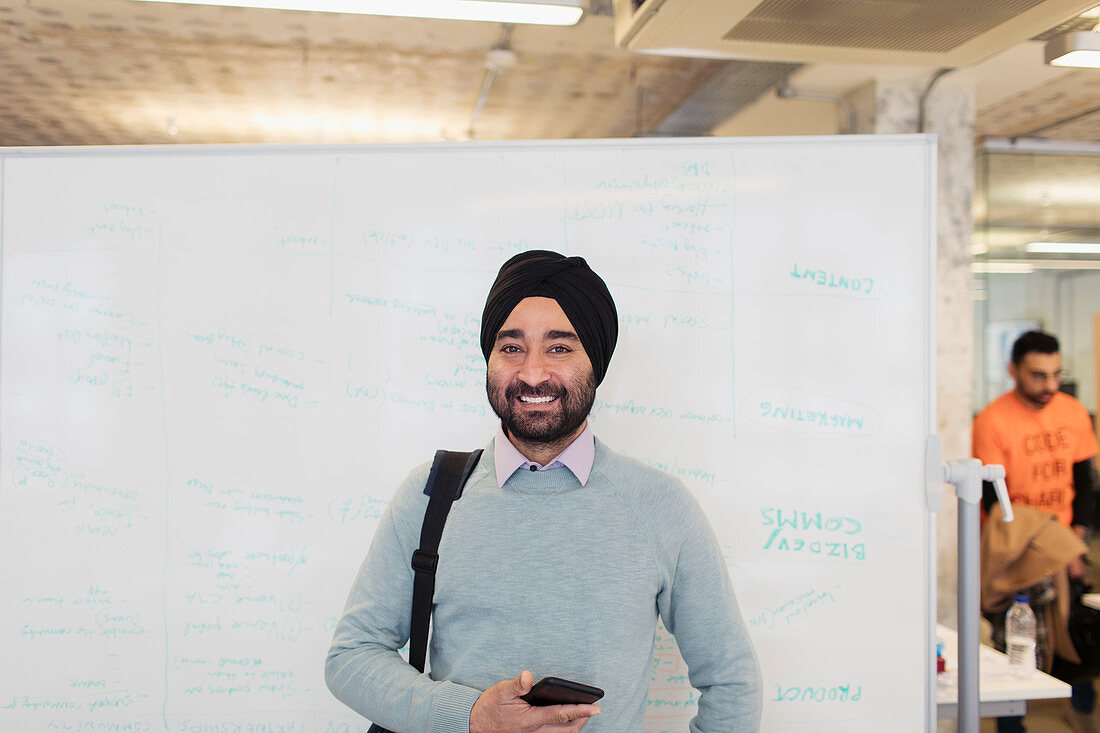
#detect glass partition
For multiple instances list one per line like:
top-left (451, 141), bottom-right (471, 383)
top-left (972, 139), bottom-right (1100, 418)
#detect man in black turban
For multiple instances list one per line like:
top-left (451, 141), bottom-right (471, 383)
top-left (480, 250), bottom-right (618, 465)
top-left (328, 249), bottom-right (761, 733)
top-left (480, 250), bottom-right (618, 386)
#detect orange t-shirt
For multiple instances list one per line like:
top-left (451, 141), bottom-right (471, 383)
top-left (972, 390), bottom-right (1099, 527)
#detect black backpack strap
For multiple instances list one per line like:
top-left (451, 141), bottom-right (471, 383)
top-left (408, 448), bottom-right (482, 673)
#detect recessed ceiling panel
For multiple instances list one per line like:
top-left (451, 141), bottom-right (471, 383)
top-left (614, 0), bottom-right (1099, 66)
top-left (723, 0), bottom-right (1046, 53)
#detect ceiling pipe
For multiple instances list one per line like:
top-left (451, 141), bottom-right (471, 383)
top-left (776, 79), bottom-right (857, 134)
top-left (648, 60), bottom-right (800, 137)
top-left (468, 24), bottom-right (516, 139)
top-left (918, 67), bottom-right (955, 133)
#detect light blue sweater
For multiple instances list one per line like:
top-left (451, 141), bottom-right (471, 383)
top-left (326, 438), bottom-right (761, 732)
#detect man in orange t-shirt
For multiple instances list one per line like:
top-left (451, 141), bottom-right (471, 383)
top-left (973, 330), bottom-right (1098, 733)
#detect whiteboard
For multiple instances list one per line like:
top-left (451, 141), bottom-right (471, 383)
top-left (0, 136), bottom-right (937, 732)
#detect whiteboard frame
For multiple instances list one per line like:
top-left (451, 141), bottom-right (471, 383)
top-left (3, 133), bottom-right (933, 159)
top-left (922, 136), bottom-right (938, 732)
top-left (0, 134), bottom-right (940, 731)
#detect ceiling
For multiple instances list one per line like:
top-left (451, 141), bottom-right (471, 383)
top-left (0, 0), bottom-right (731, 144)
top-left (0, 0), bottom-right (1097, 146)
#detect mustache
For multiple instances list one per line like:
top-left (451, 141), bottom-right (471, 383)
top-left (505, 382), bottom-right (566, 400)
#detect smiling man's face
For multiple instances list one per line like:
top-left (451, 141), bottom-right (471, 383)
top-left (486, 296), bottom-right (596, 451)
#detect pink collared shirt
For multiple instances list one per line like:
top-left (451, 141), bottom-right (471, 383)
top-left (493, 422), bottom-right (594, 487)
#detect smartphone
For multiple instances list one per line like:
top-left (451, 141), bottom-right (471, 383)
top-left (520, 676), bottom-right (604, 706)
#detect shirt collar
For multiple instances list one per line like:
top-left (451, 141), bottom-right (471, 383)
top-left (494, 422), bottom-right (594, 488)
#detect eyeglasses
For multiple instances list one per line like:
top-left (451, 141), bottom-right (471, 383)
top-left (1024, 369), bottom-right (1067, 382)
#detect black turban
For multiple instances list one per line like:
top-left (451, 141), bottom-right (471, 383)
top-left (480, 250), bottom-right (618, 385)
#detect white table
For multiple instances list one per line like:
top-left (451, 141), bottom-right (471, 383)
top-left (936, 623), bottom-right (1071, 719)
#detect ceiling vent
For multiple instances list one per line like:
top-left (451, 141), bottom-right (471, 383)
top-left (612, 0), bottom-right (1099, 65)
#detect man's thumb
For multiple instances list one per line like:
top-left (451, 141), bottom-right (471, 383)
top-left (511, 670), bottom-right (534, 697)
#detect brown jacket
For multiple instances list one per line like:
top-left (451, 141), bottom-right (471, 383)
top-left (981, 503), bottom-right (1086, 667)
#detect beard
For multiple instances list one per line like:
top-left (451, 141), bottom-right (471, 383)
top-left (1023, 387), bottom-right (1055, 406)
top-left (486, 370), bottom-right (596, 446)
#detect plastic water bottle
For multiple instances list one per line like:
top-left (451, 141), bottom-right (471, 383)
top-left (1006, 595), bottom-right (1037, 677)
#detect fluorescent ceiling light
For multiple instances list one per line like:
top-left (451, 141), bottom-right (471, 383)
top-left (127, 0), bottom-right (585, 25)
top-left (1025, 242), bottom-right (1100, 254)
top-left (1044, 31), bottom-right (1100, 68)
top-left (972, 262), bottom-right (1035, 274)
top-left (974, 259), bottom-right (1100, 272)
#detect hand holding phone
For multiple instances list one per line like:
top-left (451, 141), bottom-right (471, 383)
top-left (470, 672), bottom-right (601, 732)
top-left (520, 676), bottom-right (604, 706)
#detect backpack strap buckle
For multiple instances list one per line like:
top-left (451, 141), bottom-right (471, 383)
top-left (411, 549), bottom-right (439, 575)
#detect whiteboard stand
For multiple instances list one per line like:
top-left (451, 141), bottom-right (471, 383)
top-left (932, 438), bottom-right (1011, 733)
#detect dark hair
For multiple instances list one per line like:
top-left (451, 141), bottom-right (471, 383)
top-left (1011, 330), bottom-right (1059, 365)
